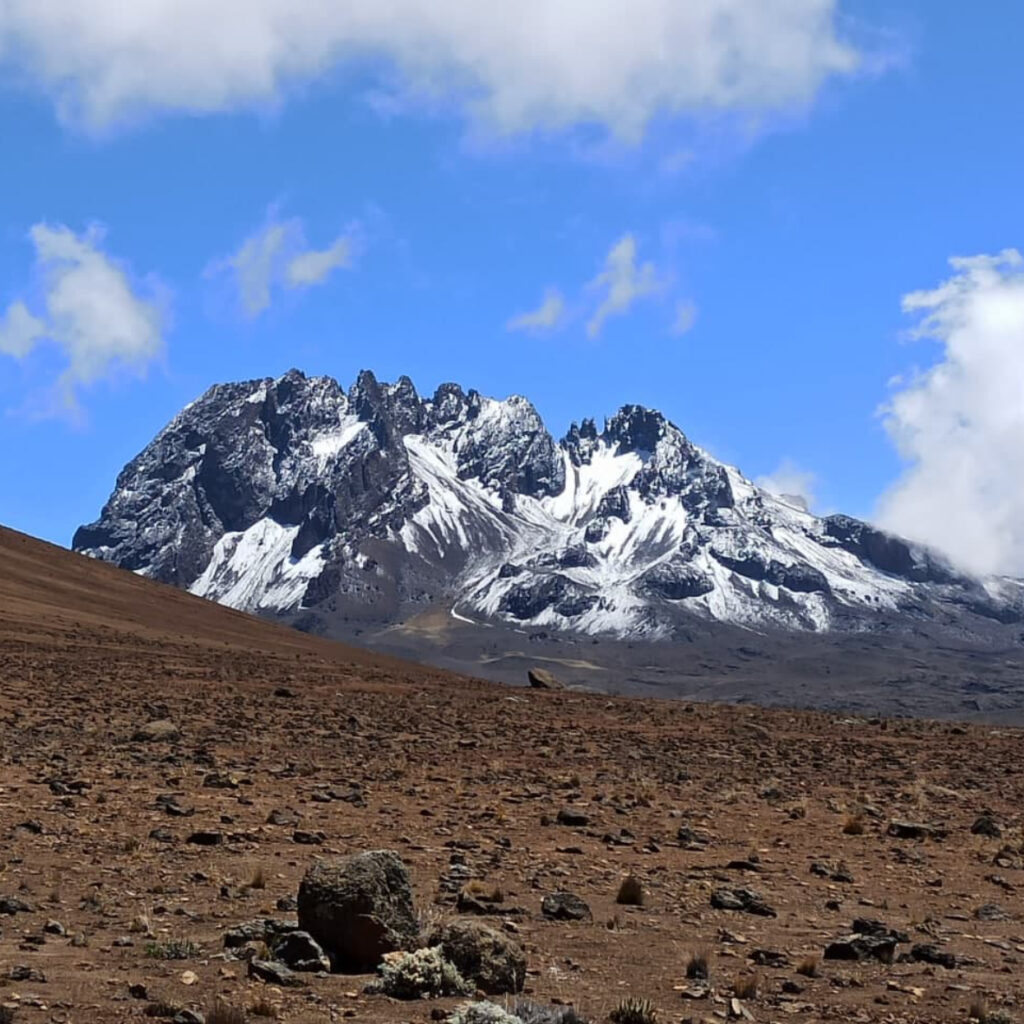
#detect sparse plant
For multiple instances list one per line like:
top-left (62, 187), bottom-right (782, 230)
top-left (364, 946), bottom-right (472, 1000)
top-left (615, 874), bottom-right (645, 907)
top-left (842, 813), bottom-right (866, 836)
top-left (144, 937), bottom-right (202, 960)
top-left (685, 948), bottom-right (711, 980)
top-left (514, 999), bottom-right (591, 1024)
top-left (249, 995), bottom-right (279, 1018)
top-left (463, 878), bottom-right (504, 903)
top-left (248, 864), bottom-right (267, 890)
top-left (129, 911), bottom-right (153, 935)
top-left (732, 973), bottom-right (759, 999)
top-left (796, 955), bottom-right (819, 978)
top-left (143, 1002), bottom-right (179, 1018)
top-left (206, 1001), bottom-right (246, 1024)
top-left (969, 994), bottom-right (1014, 1024)
top-left (609, 997), bottom-right (657, 1024)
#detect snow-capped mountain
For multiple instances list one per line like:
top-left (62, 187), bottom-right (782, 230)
top-left (74, 369), bottom-right (1023, 642)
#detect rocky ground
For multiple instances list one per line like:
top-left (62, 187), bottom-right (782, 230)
top-left (1, 525), bottom-right (1023, 1024)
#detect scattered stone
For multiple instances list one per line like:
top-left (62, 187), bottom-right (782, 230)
top-left (247, 959), bottom-right (304, 987)
top-left (555, 808), bottom-right (589, 827)
top-left (132, 719), bottom-right (179, 742)
top-left (186, 831), bottom-right (222, 847)
top-left (972, 814), bottom-right (1003, 838)
top-left (824, 921), bottom-right (905, 964)
top-left (710, 888), bottom-right (777, 918)
top-left (887, 820), bottom-right (946, 841)
top-left (541, 892), bottom-right (592, 922)
top-left (677, 825), bottom-right (710, 848)
top-left (0, 897), bottom-right (32, 915)
top-left (270, 930), bottom-right (330, 972)
top-left (297, 849), bottom-right (418, 972)
top-left (910, 943), bottom-right (959, 969)
top-left (293, 830), bottom-right (325, 846)
top-left (975, 903), bottom-right (1012, 921)
top-left (749, 948), bottom-right (789, 968)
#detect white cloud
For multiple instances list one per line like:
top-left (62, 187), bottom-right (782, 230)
top-left (0, 301), bottom-right (46, 357)
top-left (0, 1), bottom-right (859, 136)
top-left (756, 458), bottom-right (817, 512)
top-left (671, 299), bottom-right (698, 336)
top-left (215, 215), bottom-right (354, 318)
top-left (0, 223), bottom-right (165, 412)
top-left (285, 237), bottom-right (351, 288)
top-left (586, 234), bottom-right (661, 338)
top-left (506, 287), bottom-right (565, 334)
top-left (877, 249), bottom-right (1024, 576)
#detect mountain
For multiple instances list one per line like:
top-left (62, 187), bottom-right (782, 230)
top-left (75, 369), bottom-right (1024, 660)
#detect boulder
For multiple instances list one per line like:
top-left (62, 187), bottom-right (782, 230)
top-left (297, 850), bottom-right (418, 972)
top-left (428, 920), bottom-right (526, 995)
top-left (527, 668), bottom-right (563, 690)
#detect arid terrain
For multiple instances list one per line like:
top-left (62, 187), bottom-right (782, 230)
top-left (1, 524), bottom-right (1023, 1024)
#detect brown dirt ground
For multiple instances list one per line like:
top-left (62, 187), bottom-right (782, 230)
top-left (1, 524), bottom-right (1023, 1024)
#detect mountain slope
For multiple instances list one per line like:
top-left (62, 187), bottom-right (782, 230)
top-left (75, 368), bottom-right (1023, 646)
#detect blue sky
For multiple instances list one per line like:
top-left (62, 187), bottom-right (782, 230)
top-left (2, 1), bottom-right (1024, 574)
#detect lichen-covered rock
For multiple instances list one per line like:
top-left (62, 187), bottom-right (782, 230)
top-left (428, 920), bottom-right (526, 995)
top-left (363, 946), bottom-right (471, 999)
top-left (297, 850), bottom-right (418, 972)
top-left (449, 1003), bottom-right (524, 1024)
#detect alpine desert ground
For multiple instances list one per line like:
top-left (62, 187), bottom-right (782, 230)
top-left (1, 524), bottom-right (1023, 1024)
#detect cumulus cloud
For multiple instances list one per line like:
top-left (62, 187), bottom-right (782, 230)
top-left (586, 234), bottom-right (662, 338)
top-left (215, 215), bottom-right (353, 318)
top-left (0, 223), bottom-right (165, 412)
top-left (506, 287), bottom-right (565, 334)
top-left (877, 249), bottom-right (1024, 576)
top-left (756, 459), bottom-right (817, 512)
top-left (0, 1), bottom-right (859, 136)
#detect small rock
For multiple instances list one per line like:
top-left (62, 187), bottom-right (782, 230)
top-left (248, 959), bottom-right (304, 987)
top-left (133, 719), bottom-right (179, 742)
top-left (710, 888), bottom-right (777, 918)
top-left (555, 808), bottom-right (589, 827)
top-left (540, 892), bottom-right (592, 922)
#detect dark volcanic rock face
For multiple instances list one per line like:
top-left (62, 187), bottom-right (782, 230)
top-left (75, 368), bottom-right (1024, 644)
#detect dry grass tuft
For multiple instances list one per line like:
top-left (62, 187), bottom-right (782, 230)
top-left (616, 874), bottom-right (645, 906)
top-left (685, 947), bottom-right (711, 980)
top-left (796, 955), bottom-right (819, 978)
top-left (732, 972), bottom-right (759, 999)
top-left (842, 813), bottom-right (866, 836)
top-left (207, 1000), bottom-right (247, 1024)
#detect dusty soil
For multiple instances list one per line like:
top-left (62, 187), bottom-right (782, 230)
top-left (1, 525), bottom-right (1023, 1024)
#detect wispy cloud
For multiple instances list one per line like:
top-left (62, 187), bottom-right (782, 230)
top-left (213, 214), bottom-right (355, 318)
top-left (671, 300), bottom-right (698, 336)
top-left (0, 223), bottom-right (166, 414)
top-left (756, 458), bottom-right (817, 512)
top-left (586, 234), bottom-right (662, 338)
top-left (877, 249), bottom-right (1024, 576)
top-left (506, 287), bottom-right (565, 334)
top-left (0, 2), bottom-right (860, 138)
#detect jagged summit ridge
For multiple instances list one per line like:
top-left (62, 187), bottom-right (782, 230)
top-left (74, 368), bottom-right (1022, 640)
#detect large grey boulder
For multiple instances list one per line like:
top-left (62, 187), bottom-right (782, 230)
top-left (297, 850), bottom-right (418, 972)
